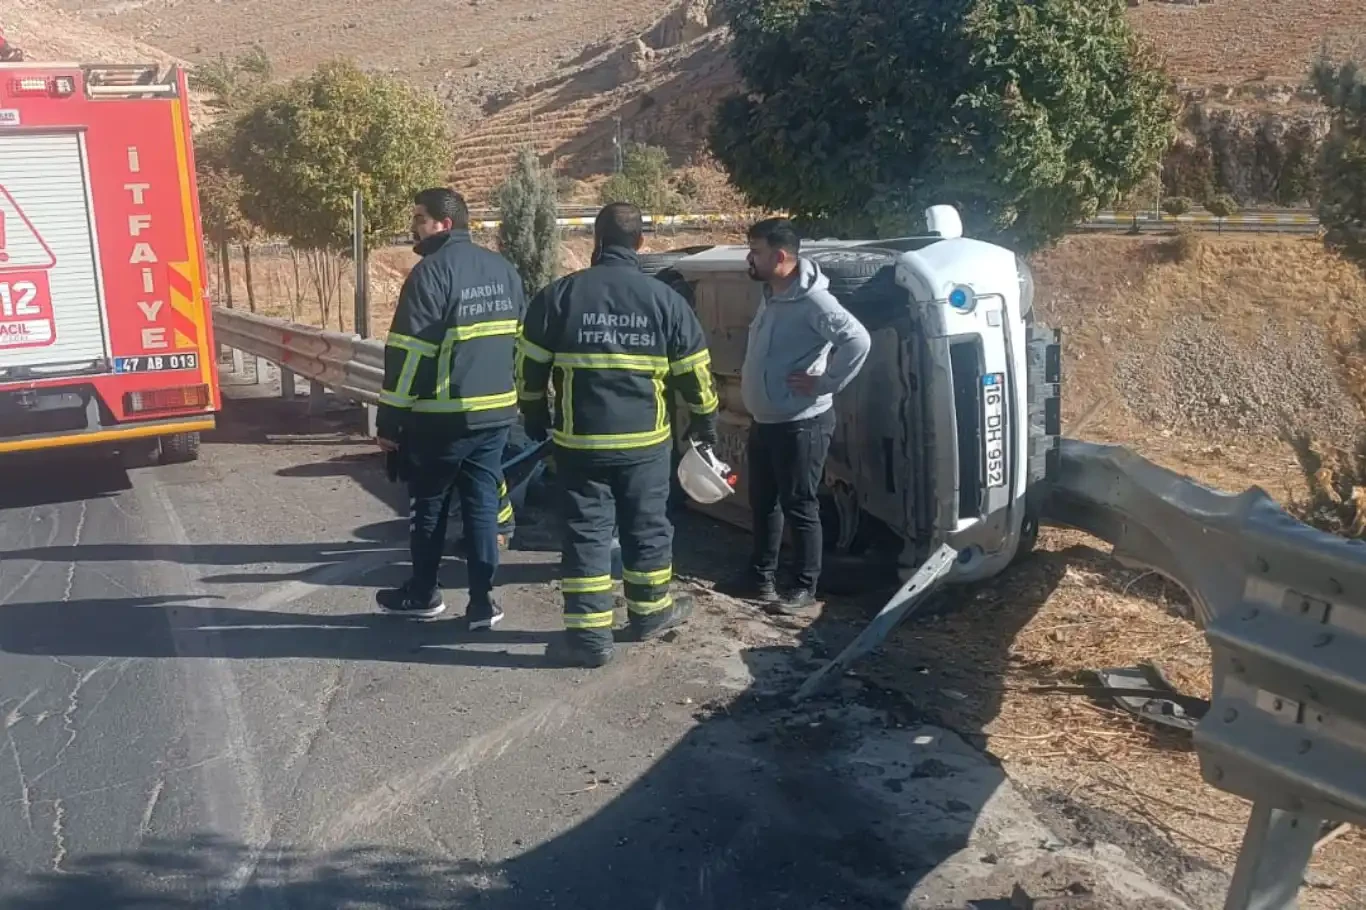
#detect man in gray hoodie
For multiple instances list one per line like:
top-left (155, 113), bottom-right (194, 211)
top-left (725, 218), bottom-right (871, 614)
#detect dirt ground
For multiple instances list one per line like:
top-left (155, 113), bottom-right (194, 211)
top-left (212, 230), bottom-right (1366, 906)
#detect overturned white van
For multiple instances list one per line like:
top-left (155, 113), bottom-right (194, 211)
top-left (645, 206), bottom-right (1061, 585)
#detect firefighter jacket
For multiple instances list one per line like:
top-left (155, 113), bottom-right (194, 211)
top-left (377, 230), bottom-right (526, 440)
top-left (515, 245), bottom-right (718, 460)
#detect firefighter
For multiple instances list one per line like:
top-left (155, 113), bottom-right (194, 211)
top-left (516, 202), bottom-right (719, 667)
top-left (374, 187), bottom-right (526, 630)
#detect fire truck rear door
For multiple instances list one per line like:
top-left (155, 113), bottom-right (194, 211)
top-left (0, 130), bottom-right (109, 373)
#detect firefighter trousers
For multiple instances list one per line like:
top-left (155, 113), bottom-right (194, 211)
top-left (557, 446), bottom-right (674, 646)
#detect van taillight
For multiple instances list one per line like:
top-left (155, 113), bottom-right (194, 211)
top-left (125, 385), bottom-right (209, 414)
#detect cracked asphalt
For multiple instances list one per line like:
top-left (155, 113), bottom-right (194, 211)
top-left (0, 371), bottom-right (1199, 909)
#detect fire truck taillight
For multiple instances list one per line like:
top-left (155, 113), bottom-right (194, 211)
top-left (125, 385), bottom-right (210, 415)
top-left (10, 76), bottom-right (49, 95)
top-left (8, 76), bottom-right (76, 97)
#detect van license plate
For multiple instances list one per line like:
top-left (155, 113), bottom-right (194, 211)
top-left (982, 372), bottom-right (1006, 488)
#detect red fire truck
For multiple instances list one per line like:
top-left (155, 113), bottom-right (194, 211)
top-left (0, 62), bottom-right (218, 464)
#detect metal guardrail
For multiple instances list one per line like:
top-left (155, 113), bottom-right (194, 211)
top-left (213, 307), bottom-right (384, 409)
top-left (212, 307), bottom-right (1360, 908)
top-left (1044, 440), bottom-right (1366, 909)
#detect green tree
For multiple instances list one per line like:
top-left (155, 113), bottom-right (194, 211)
top-left (230, 59), bottom-right (450, 328)
top-left (600, 143), bottom-right (684, 215)
top-left (193, 48), bottom-right (273, 311)
top-left (1204, 193), bottom-right (1238, 218)
top-left (495, 147), bottom-right (561, 296)
top-left (1162, 195), bottom-right (1194, 217)
top-left (710, 0), bottom-right (1176, 250)
top-left (1313, 57), bottom-right (1366, 260)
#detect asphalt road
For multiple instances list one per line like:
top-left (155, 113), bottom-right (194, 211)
top-left (0, 373), bottom-right (1200, 909)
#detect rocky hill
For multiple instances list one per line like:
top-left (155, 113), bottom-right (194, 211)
top-left (29, 0), bottom-right (1366, 205)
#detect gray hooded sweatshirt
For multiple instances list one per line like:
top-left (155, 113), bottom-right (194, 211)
top-left (741, 257), bottom-right (872, 425)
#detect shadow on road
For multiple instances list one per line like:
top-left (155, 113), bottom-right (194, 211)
top-left (0, 449), bottom-right (132, 509)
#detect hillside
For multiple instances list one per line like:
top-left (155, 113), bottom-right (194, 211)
top-left (31, 0), bottom-right (1366, 201)
top-left (1, 0), bottom-right (184, 66)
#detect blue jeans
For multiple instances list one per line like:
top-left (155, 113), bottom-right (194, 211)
top-left (406, 426), bottom-right (510, 601)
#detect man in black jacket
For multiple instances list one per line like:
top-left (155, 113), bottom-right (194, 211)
top-left (516, 202), bottom-right (719, 667)
top-left (375, 187), bottom-right (525, 629)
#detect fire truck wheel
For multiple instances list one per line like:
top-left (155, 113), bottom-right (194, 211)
top-left (159, 432), bottom-right (201, 464)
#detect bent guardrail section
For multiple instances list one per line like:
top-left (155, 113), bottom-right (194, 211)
top-left (1044, 440), bottom-right (1366, 909)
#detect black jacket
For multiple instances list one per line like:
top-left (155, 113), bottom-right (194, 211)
top-left (515, 245), bottom-right (718, 462)
top-left (377, 230), bottom-right (526, 440)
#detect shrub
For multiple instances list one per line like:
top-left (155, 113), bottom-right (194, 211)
top-left (1162, 195), bottom-right (1194, 217)
top-left (1204, 193), bottom-right (1238, 218)
top-left (495, 147), bottom-right (561, 295)
top-left (600, 143), bottom-right (684, 214)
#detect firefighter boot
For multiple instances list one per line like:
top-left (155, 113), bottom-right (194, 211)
top-left (629, 592), bottom-right (695, 642)
top-left (546, 630), bottom-right (616, 668)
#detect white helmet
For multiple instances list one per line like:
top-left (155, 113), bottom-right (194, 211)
top-left (677, 440), bottom-right (736, 504)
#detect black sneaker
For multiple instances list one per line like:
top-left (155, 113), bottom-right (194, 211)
top-left (764, 588), bottom-right (818, 617)
top-left (631, 593), bottom-right (696, 641)
top-left (545, 635), bottom-right (615, 668)
top-left (466, 596), bottom-right (504, 631)
top-left (714, 572), bottom-right (779, 604)
top-left (376, 583), bottom-right (446, 619)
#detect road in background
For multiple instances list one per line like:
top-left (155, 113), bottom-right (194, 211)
top-left (0, 372), bottom-right (1208, 908)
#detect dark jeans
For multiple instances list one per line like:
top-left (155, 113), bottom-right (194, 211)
top-left (747, 408), bottom-right (836, 592)
top-left (406, 425), bottom-right (510, 601)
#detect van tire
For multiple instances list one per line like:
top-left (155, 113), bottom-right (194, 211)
top-left (160, 431), bottom-right (201, 464)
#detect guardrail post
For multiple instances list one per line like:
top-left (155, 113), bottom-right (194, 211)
top-left (365, 404), bottom-right (378, 438)
top-left (1223, 803), bottom-right (1319, 910)
top-left (281, 367), bottom-right (297, 400)
top-left (231, 348), bottom-right (245, 374)
top-left (309, 379), bottom-right (328, 415)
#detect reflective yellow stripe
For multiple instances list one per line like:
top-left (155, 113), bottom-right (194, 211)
top-left (560, 366), bottom-right (575, 436)
top-left (498, 479), bottom-right (508, 497)
top-left (689, 363), bottom-right (719, 414)
top-left (498, 503), bottom-right (514, 523)
top-left (555, 352), bottom-right (668, 372)
top-left (412, 390), bottom-right (518, 413)
top-left (565, 611), bottom-right (616, 630)
top-left (380, 349), bottom-right (423, 409)
top-left (452, 319), bottom-right (519, 341)
top-left (622, 566), bottom-right (671, 586)
top-left (517, 337), bottom-right (554, 363)
top-left (552, 426), bottom-right (673, 450)
top-left (387, 332), bottom-right (438, 357)
top-left (669, 349), bottom-right (710, 375)
top-left (436, 333), bottom-right (455, 400)
top-left (626, 594), bottom-right (673, 616)
top-left (515, 346), bottom-right (544, 400)
top-left (562, 575), bottom-right (614, 594)
top-left (653, 373), bottom-right (667, 431)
